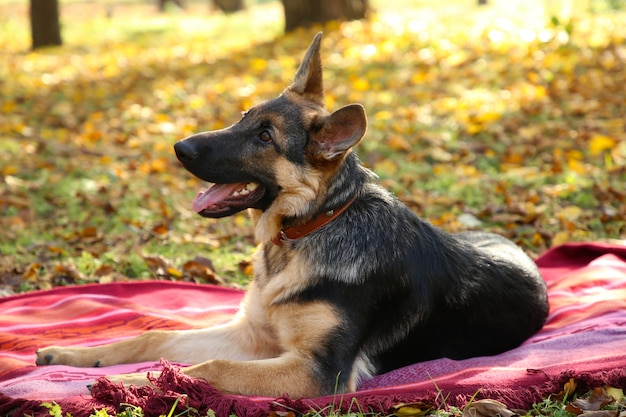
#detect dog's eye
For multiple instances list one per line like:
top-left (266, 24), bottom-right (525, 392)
top-left (259, 131), bottom-right (272, 143)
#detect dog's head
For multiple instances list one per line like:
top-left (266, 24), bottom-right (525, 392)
top-left (174, 32), bottom-right (367, 222)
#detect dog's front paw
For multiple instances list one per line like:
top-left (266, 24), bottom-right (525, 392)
top-left (105, 372), bottom-right (161, 388)
top-left (36, 346), bottom-right (103, 368)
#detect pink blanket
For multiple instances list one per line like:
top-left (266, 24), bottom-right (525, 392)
top-left (1, 242), bottom-right (625, 416)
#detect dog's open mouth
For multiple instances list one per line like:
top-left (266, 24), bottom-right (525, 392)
top-left (192, 182), bottom-right (266, 217)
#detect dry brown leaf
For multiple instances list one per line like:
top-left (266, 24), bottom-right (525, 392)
top-left (564, 378), bottom-right (578, 396)
top-left (268, 412), bottom-right (295, 417)
top-left (182, 257), bottom-right (224, 285)
top-left (94, 265), bottom-right (127, 284)
top-left (578, 410), bottom-right (618, 417)
top-left (567, 387), bottom-right (614, 415)
top-left (143, 255), bottom-right (182, 279)
top-left (462, 399), bottom-right (517, 417)
top-left (53, 264), bottom-right (87, 281)
top-left (21, 262), bottom-right (42, 283)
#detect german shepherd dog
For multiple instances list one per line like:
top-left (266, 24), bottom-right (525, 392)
top-left (37, 33), bottom-right (549, 398)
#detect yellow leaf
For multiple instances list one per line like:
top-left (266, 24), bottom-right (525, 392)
top-left (391, 402), bottom-right (431, 417)
top-left (352, 78), bottom-right (370, 91)
top-left (374, 159), bottom-right (398, 177)
top-left (166, 267), bottom-right (183, 279)
top-left (151, 157), bottom-right (168, 173)
top-left (374, 110), bottom-right (394, 121)
top-left (567, 158), bottom-right (586, 174)
top-left (250, 58), bottom-right (267, 72)
top-left (22, 262), bottom-right (41, 282)
top-left (394, 405), bottom-right (429, 417)
top-left (504, 153), bottom-right (524, 165)
top-left (566, 149), bottom-right (584, 160)
top-left (155, 113), bottom-right (170, 122)
top-left (589, 134), bottom-right (616, 156)
top-left (466, 123), bottom-right (483, 135)
top-left (2, 101), bottom-right (17, 113)
top-left (458, 164), bottom-right (479, 177)
top-left (1, 165), bottom-right (18, 176)
top-left (604, 387), bottom-right (624, 401)
top-left (188, 96), bottom-right (205, 110)
top-left (532, 232), bottom-right (544, 247)
top-left (325, 93), bottom-right (336, 110)
top-left (410, 71), bottom-right (430, 84)
top-left (139, 162), bottom-right (151, 174)
top-left (552, 230), bottom-right (571, 246)
top-left (388, 135), bottom-right (412, 152)
top-left (564, 377), bottom-right (577, 396)
top-left (234, 214), bottom-right (248, 227)
top-left (557, 205), bottom-right (583, 221)
top-left (475, 111), bottom-right (502, 124)
top-left (433, 164), bottom-right (448, 175)
top-left (444, 51), bottom-right (468, 67)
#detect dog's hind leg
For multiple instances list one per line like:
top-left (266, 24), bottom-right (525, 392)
top-left (182, 354), bottom-right (322, 397)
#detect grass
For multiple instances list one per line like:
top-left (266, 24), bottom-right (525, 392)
top-left (38, 385), bottom-right (626, 417)
top-left (2, 0), bottom-right (625, 292)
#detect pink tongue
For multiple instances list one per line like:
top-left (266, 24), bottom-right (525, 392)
top-left (192, 183), bottom-right (247, 213)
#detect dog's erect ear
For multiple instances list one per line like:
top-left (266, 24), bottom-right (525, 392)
top-left (312, 104), bottom-right (367, 160)
top-left (289, 32), bottom-right (324, 106)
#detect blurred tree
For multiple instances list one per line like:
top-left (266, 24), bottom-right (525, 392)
top-left (30, 0), bottom-right (62, 49)
top-left (281, 0), bottom-right (368, 32)
top-left (158, 0), bottom-right (185, 12)
top-left (214, 0), bottom-right (244, 13)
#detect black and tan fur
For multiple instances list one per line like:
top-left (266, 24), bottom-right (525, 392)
top-left (36, 33), bottom-right (549, 398)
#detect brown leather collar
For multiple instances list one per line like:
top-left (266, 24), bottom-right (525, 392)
top-left (271, 194), bottom-right (358, 246)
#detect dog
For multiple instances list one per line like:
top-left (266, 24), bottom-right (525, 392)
top-left (36, 32), bottom-right (549, 398)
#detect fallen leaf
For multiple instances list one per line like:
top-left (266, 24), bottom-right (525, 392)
top-left (458, 213), bottom-right (482, 228)
top-left (390, 401), bottom-right (432, 417)
top-left (238, 259), bottom-right (254, 276)
top-left (94, 265), bottom-right (127, 284)
top-left (578, 411), bottom-right (618, 417)
top-left (388, 135), bottom-right (412, 152)
top-left (557, 206), bottom-right (583, 221)
top-left (564, 378), bottom-right (578, 397)
top-left (589, 134), bottom-right (616, 156)
top-left (462, 399), bottom-right (517, 417)
top-left (143, 255), bottom-right (181, 279)
top-left (182, 258), bottom-right (224, 285)
top-left (604, 387), bottom-right (624, 402)
top-left (21, 263), bottom-right (42, 283)
top-left (54, 264), bottom-right (86, 281)
top-left (268, 412), bottom-right (295, 417)
top-left (567, 387), bottom-right (614, 414)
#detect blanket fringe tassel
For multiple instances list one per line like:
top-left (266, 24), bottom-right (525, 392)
top-left (2, 362), bottom-right (626, 417)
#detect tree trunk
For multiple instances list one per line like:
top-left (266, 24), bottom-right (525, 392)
top-left (282, 0), bottom-right (369, 32)
top-left (213, 0), bottom-right (244, 13)
top-left (30, 0), bottom-right (62, 49)
top-left (158, 0), bottom-right (185, 12)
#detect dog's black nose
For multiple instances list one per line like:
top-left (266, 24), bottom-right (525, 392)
top-left (174, 140), bottom-right (199, 162)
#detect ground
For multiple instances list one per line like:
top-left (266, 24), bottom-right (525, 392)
top-left (0, 0), bottom-right (624, 295)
